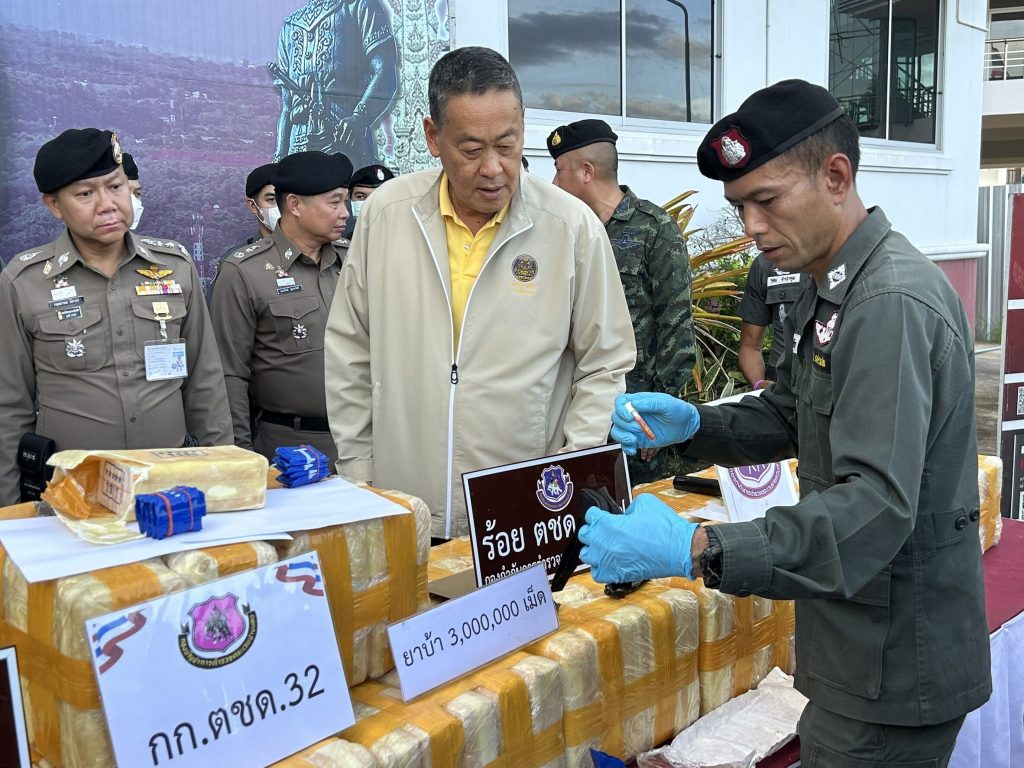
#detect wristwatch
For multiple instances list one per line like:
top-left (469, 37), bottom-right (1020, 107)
top-left (699, 526), bottom-right (723, 589)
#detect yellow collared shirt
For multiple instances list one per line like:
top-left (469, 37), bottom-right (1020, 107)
top-left (439, 174), bottom-right (509, 350)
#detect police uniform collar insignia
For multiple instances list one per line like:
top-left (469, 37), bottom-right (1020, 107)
top-left (18, 251), bottom-right (40, 262)
top-left (550, 130), bottom-right (562, 147)
top-left (265, 262), bottom-right (276, 271)
top-left (283, 248), bottom-right (293, 260)
top-left (57, 252), bottom-right (70, 267)
top-left (136, 266), bottom-right (174, 279)
top-left (710, 126), bottom-right (751, 168)
top-left (233, 251), bottom-right (245, 259)
top-left (827, 264), bottom-right (846, 290)
top-left (111, 132), bottom-right (123, 165)
top-left (815, 311), bottom-right (839, 346)
top-left (42, 260), bottom-right (53, 276)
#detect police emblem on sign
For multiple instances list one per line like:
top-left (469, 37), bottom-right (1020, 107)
top-left (536, 465), bottom-right (573, 512)
top-left (511, 255), bottom-right (538, 283)
top-left (178, 593), bottom-right (258, 669)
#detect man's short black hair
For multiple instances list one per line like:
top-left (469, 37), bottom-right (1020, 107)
top-left (428, 46), bottom-right (523, 129)
top-left (781, 113), bottom-right (862, 180)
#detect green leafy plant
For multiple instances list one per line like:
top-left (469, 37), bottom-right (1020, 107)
top-left (663, 191), bottom-right (757, 402)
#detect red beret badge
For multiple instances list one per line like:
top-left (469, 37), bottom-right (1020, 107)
top-left (710, 126), bottom-right (751, 168)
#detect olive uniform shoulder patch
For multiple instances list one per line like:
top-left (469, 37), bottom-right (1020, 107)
top-left (229, 237), bottom-right (275, 263)
top-left (139, 237), bottom-right (194, 263)
top-left (4, 243), bottom-right (57, 280)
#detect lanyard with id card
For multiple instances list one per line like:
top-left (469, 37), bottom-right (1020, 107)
top-left (144, 301), bottom-right (188, 381)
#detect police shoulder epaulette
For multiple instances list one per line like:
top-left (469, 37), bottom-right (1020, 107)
top-left (138, 237), bottom-right (194, 262)
top-left (5, 243), bottom-right (56, 278)
top-left (229, 237), bottom-right (275, 262)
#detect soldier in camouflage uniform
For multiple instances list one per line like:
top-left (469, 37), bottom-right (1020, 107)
top-left (547, 119), bottom-right (695, 484)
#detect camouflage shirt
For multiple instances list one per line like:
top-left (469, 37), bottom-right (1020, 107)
top-left (606, 186), bottom-right (697, 484)
top-left (605, 186), bottom-right (695, 397)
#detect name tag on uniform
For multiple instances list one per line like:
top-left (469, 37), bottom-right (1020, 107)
top-left (50, 286), bottom-right (77, 301)
top-left (277, 277), bottom-right (302, 295)
top-left (767, 273), bottom-right (800, 287)
top-left (48, 296), bottom-right (84, 310)
top-left (57, 306), bottom-right (84, 321)
top-left (144, 340), bottom-right (188, 381)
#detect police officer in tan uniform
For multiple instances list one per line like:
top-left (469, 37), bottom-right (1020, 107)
top-left (211, 150), bottom-right (352, 462)
top-left (0, 128), bottom-right (233, 505)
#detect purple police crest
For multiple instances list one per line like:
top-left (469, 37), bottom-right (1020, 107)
top-left (726, 464), bottom-right (781, 499)
top-left (536, 465), bottom-right (574, 512)
top-left (189, 594), bottom-right (246, 652)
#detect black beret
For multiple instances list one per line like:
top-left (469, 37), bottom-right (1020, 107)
top-left (245, 163), bottom-right (277, 198)
top-left (273, 151), bottom-right (353, 196)
top-left (546, 119), bottom-right (617, 160)
top-left (34, 128), bottom-right (124, 194)
top-left (697, 79), bottom-right (844, 182)
top-left (349, 164), bottom-right (395, 190)
top-left (122, 153), bottom-right (139, 181)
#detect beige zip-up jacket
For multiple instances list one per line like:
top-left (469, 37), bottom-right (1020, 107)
top-left (325, 168), bottom-right (636, 537)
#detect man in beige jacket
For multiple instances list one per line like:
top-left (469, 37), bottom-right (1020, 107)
top-left (325, 47), bottom-right (636, 539)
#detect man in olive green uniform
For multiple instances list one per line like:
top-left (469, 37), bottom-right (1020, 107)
top-left (548, 119), bottom-right (695, 484)
top-left (581, 81), bottom-right (990, 766)
top-left (211, 150), bottom-right (352, 462)
top-left (215, 163), bottom-right (279, 269)
top-left (738, 254), bottom-right (811, 389)
top-left (0, 128), bottom-right (232, 505)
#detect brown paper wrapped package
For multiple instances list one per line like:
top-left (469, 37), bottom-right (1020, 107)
top-left (275, 488), bottom-right (431, 686)
top-left (534, 575), bottom-right (699, 765)
top-left (42, 446), bottom-right (268, 543)
top-left (341, 650), bottom-right (565, 768)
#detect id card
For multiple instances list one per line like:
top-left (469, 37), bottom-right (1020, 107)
top-left (144, 339), bottom-right (188, 381)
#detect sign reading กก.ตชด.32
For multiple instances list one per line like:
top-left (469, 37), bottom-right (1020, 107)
top-left (86, 553), bottom-right (353, 768)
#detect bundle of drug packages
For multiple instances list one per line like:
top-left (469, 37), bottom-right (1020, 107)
top-left (270, 737), bottom-right (382, 767)
top-left (427, 537), bottom-right (475, 583)
top-left (978, 454), bottom-right (1003, 552)
top-left (42, 445), bottom-right (268, 543)
top-left (341, 650), bottom-right (565, 768)
top-left (164, 541), bottom-right (279, 587)
top-left (531, 576), bottom-right (700, 766)
top-left (0, 546), bottom-right (187, 768)
top-left (657, 577), bottom-right (794, 716)
top-left (276, 487), bottom-right (431, 686)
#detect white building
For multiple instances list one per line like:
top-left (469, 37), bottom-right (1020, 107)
top-left (454, 0), bottom-right (990, 326)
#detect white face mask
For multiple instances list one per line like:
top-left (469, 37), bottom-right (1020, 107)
top-left (257, 204), bottom-right (281, 232)
top-left (350, 200), bottom-right (364, 218)
top-left (129, 197), bottom-right (144, 231)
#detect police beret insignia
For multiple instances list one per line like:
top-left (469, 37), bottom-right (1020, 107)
top-left (111, 132), bottom-right (123, 165)
top-left (376, 167), bottom-right (385, 181)
top-left (697, 79), bottom-right (845, 182)
top-left (710, 127), bottom-right (750, 169)
top-left (546, 119), bottom-right (617, 159)
top-left (550, 131), bottom-right (562, 147)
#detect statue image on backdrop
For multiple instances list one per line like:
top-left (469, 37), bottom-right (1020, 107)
top-left (272, 0), bottom-right (399, 167)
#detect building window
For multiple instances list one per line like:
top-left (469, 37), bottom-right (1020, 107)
top-left (508, 0), bottom-right (715, 124)
top-left (829, 0), bottom-right (940, 143)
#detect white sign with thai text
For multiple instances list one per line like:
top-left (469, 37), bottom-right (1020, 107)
top-left (387, 563), bottom-right (558, 701)
top-left (86, 553), bottom-right (353, 768)
top-left (716, 462), bottom-right (799, 523)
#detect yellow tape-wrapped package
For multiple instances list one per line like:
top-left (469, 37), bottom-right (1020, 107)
top-left (269, 737), bottom-right (381, 767)
top-left (0, 548), bottom-right (187, 768)
top-left (657, 577), bottom-right (794, 716)
top-left (532, 576), bottom-right (699, 765)
top-left (341, 650), bottom-right (565, 768)
top-left (979, 454), bottom-right (1003, 552)
top-left (42, 446), bottom-right (268, 543)
top-left (276, 488), bottom-right (431, 687)
top-left (427, 537), bottom-right (474, 583)
top-left (164, 541), bottom-right (279, 587)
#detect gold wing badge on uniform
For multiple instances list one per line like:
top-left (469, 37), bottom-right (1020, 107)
top-left (136, 267), bottom-right (174, 279)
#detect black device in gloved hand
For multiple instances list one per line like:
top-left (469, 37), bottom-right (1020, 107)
top-left (549, 486), bottom-right (647, 599)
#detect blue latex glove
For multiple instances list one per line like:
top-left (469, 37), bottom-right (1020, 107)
top-left (578, 493), bottom-right (700, 582)
top-left (609, 392), bottom-right (700, 456)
